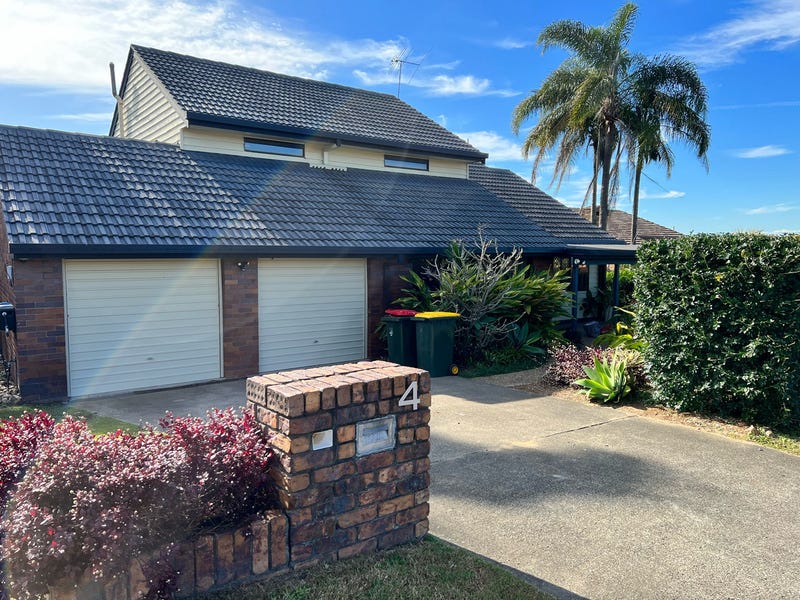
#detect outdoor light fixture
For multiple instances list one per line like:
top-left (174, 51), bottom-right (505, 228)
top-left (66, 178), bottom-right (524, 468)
top-left (235, 260), bottom-right (250, 271)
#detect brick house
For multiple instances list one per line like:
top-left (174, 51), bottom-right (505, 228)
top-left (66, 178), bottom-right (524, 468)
top-left (0, 45), bottom-right (633, 402)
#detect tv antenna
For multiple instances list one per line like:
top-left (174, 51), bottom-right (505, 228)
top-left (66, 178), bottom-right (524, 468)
top-left (390, 49), bottom-right (423, 98)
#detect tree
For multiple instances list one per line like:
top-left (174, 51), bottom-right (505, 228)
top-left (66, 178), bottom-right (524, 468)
top-left (512, 4), bottom-right (710, 236)
top-left (624, 56), bottom-right (709, 242)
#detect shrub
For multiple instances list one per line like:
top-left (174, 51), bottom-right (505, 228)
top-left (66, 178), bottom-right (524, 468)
top-left (160, 408), bottom-right (275, 528)
top-left (575, 352), bottom-right (632, 403)
top-left (544, 344), bottom-right (605, 386)
top-left (395, 235), bottom-right (568, 364)
top-left (2, 409), bottom-right (276, 597)
top-left (0, 411), bottom-right (55, 510)
top-left (635, 233), bottom-right (800, 427)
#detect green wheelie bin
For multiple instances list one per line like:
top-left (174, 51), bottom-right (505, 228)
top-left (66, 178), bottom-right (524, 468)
top-left (382, 309), bottom-right (418, 366)
top-left (412, 312), bottom-right (461, 377)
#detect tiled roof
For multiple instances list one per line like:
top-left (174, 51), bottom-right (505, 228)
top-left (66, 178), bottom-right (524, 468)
top-left (128, 45), bottom-right (486, 160)
top-left (578, 208), bottom-right (682, 244)
top-left (468, 165), bottom-right (623, 245)
top-left (0, 125), bottom-right (564, 255)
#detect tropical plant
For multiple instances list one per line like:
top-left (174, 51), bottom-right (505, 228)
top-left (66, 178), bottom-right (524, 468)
top-left (624, 56), bottom-right (709, 242)
top-left (393, 235), bottom-right (569, 364)
top-left (512, 3), bottom-right (710, 235)
top-left (574, 352), bottom-right (632, 403)
top-left (593, 308), bottom-right (647, 351)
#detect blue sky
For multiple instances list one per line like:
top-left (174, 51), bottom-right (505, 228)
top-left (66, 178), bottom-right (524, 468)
top-left (1, 0), bottom-right (798, 234)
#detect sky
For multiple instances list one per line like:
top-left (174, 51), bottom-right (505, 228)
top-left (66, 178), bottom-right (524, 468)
top-left (0, 0), bottom-right (798, 235)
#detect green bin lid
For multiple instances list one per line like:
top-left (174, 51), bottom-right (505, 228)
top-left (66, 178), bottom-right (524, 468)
top-left (413, 311), bottom-right (461, 319)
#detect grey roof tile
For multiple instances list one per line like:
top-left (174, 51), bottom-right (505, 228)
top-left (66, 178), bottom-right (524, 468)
top-left (578, 208), bottom-right (682, 244)
top-left (0, 125), bottom-right (563, 254)
top-left (468, 164), bottom-right (623, 245)
top-left (130, 45), bottom-right (485, 160)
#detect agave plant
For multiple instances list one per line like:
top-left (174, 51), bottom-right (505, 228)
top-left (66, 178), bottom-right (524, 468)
top-left (574, 352), bottom-right (631, 403)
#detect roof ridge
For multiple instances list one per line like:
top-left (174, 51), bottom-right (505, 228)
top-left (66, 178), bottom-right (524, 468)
top-left (131, 44), bottom-right (404, 102)
top-left (0, 122), bottom-right (183, 151)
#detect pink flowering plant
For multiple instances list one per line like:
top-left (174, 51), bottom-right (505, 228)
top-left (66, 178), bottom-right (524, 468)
top-left (1, 408), bottom-right (275, 598)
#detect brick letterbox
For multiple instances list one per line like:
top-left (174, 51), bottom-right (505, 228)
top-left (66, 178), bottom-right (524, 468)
top-left (246, 361), bottom-right (431, 568)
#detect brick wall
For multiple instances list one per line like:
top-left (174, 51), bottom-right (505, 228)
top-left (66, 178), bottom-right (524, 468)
top-left (12, 258), bottom-right (67, 401)
top-left (47, 511), bottom-right (289, 600)
top-left (366, 257), bottom-right (418, 358)
top-left (0, 214), bottom-right (17, 385)
top-left (221, 259), bottom-right (259, 378)
top-left (247, 360), bottom-right (431, 569)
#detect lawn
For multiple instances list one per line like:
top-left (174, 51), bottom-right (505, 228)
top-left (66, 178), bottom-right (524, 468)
top-left (201, 535), bottom-right (551, 600)
top-left (0, 404), bottom-right (138, 434)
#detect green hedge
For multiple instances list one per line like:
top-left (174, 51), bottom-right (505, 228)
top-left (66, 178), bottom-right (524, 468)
top-left (634, 233), bottom-right (800, 428)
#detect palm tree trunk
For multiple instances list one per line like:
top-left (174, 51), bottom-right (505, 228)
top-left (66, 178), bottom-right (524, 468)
top-left (599, 127), bottom-right (616, 231)
top-left (631, 154), bottom-right (643, 244)
top-left (591, 146), bottom-right (599, 225)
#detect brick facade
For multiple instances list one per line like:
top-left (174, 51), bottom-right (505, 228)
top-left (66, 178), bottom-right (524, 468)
top-left (366, 256), bottom-right (417, 358)
top-left (247, 361), bottom-right (431, 569)
top-left (12, 258), bottom-right (67, 401)
top-left (221, 259), bottom-right (259, 378)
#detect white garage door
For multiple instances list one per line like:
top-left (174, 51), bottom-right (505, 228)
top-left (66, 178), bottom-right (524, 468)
top-left (259, 258), bottom-right (366, 372)
top-left (64, 259), bottom-right (222, 397)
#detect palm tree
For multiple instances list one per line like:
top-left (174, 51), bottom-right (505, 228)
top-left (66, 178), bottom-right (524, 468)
top-left (517, 2), bottom-right (638, 230)
top-left (624, 56), bottom-right (710, 242)
top-left (513, 4), bottom-right (710, 235)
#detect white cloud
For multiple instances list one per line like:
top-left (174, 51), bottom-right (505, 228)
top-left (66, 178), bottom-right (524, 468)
top-left (766, 228), bottom-right (800, 234)
top-left (743, 203), bottom-right (798, 215)
top-left (676, 0), bottom-right (800, 67)
top-left (353, 70), bottom-right (519, 98)
top-left (716, 100), bottom-right (800, 110)
top-left (0, 0), bottom-right (405, 91)
top-left (734, 145), bottom-right (792, 158)
top-left (494, 38), bottom-right (533, 50)
top-left (638, 189), bottom-right (687, 200)
top-left (49, 112), bottom-right (112, 122)
top-left (455, 131), bottom-right (523, 161)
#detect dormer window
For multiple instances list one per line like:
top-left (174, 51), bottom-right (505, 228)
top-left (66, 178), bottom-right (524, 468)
top-left (244, 138), bottom-right (305, 157)
top-left (384, 155), bottom-right (429, 171)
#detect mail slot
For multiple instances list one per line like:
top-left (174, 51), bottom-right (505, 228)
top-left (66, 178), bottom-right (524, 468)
top-left (0, 302), bottom-right (15, 334)
top-left (356, 415), bottom-right (396, 457)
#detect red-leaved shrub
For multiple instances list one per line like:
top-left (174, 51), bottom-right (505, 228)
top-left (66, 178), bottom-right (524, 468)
top-left (0, 411), bottom-right (56, 509)
top-left (2, 408), bottom-right (275, 598)
top-left (160, 408), bottom-right (275, 528)
top-left (544, 344), bottom-right (605, 386)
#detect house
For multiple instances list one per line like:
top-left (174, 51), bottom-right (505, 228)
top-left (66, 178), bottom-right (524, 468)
top-left (0, 45), bottom-right (633, 402)
top-left (578, 208), bottom-right (682, 244)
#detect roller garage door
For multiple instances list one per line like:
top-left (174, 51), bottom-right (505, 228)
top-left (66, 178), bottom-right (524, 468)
top-left (64, 259), bottom-right (222, 397)
top-left (258, 258), bottom-right (366, 372)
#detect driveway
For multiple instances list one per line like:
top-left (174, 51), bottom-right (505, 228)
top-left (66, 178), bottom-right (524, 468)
top-left (429, 377), bottom-right (800, 600)
top-left (70, 379), bottom-right (246, 425)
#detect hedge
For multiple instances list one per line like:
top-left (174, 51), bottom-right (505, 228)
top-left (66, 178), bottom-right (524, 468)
top-left (634, 233), bottom-right (800, 428)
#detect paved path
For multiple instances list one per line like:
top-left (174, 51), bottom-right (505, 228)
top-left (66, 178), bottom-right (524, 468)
top-left (429, 376), bottom-right (800, 600)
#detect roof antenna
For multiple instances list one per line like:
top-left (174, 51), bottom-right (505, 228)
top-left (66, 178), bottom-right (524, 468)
top-left (109, 63), bottom-right (126, 138)
top-left (390, 49), bottom-right (421, 98)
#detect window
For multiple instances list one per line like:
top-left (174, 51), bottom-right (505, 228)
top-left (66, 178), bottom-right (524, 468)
top-left (244, 138), bottom-right (304, 157)
top-left (384, 155), bottom-right (429, 171)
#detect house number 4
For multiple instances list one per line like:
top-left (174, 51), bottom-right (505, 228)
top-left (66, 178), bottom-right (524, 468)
top-left (398, 381), bottom-right (419, 410)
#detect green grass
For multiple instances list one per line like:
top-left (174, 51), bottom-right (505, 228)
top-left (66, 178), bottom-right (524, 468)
top-left (748, 430), bottom-right (800, 457)
top-left (0, 404), bottom-right (139, 434)
top-left (201, 535), bottom-right (551, 600)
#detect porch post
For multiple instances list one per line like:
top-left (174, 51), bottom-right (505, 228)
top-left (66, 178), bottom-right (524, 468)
top-left (571, 259), bottom-right (580, 324)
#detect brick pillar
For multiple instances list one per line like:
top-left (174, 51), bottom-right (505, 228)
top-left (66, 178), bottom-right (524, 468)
top-left (221, 259), bottom-right (259, 378)
top-left (247, 361), bottom-right (431, 569)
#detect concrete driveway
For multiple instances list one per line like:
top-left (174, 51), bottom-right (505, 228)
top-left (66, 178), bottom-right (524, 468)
top-left (429, 377), bottom-right (800, 600)
top-left (70, 379), bottom-right (246, 425)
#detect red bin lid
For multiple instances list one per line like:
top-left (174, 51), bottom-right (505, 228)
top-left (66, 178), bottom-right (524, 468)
top-left (384, 309), bottom-right (418, 317)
